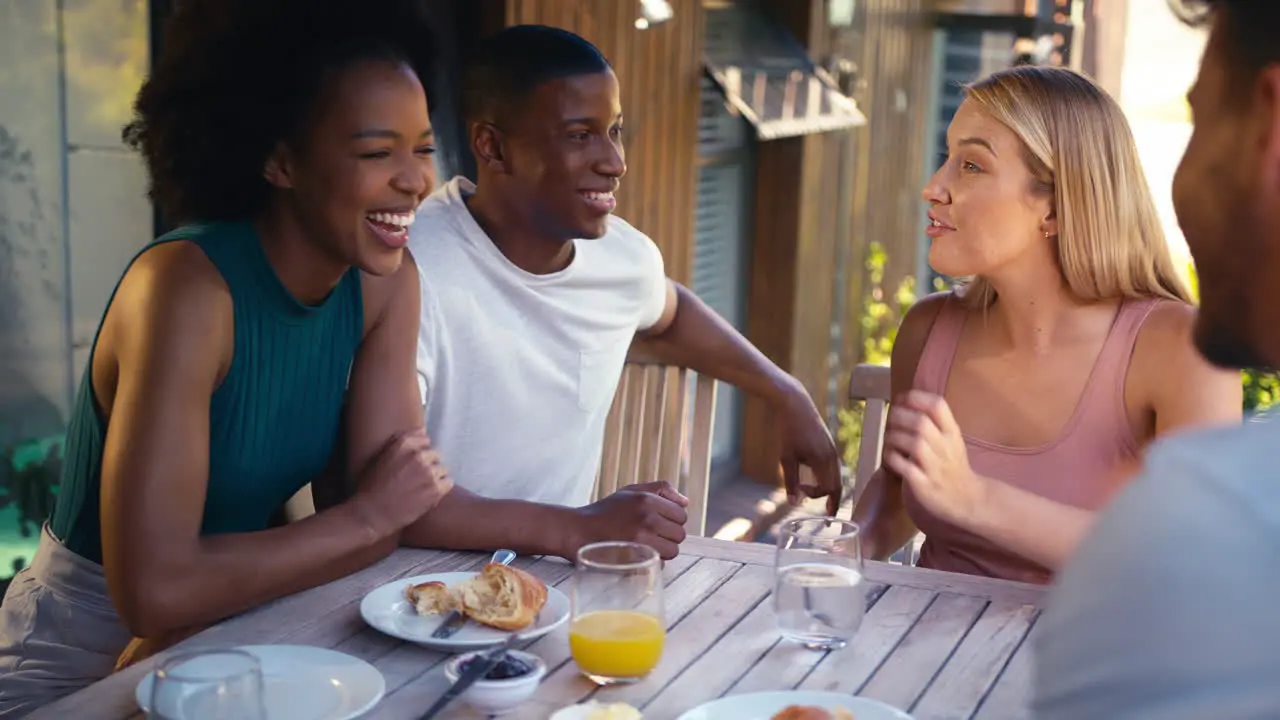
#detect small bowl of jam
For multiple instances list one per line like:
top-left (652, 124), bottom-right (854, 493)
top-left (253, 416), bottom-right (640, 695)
top-left (444, 649), bottom-right (546, 716)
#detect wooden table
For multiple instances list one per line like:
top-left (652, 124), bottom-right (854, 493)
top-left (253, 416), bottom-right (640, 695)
top-left (35, 536), bottom-right (1046, 720)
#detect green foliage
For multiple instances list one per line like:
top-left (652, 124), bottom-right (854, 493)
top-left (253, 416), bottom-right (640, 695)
top-left (835, 243), bottom-right (923, 466)
top-left (0, 440), bottom-right (61, 539)
top-left (1241, 369), bottom-right (1280, 413)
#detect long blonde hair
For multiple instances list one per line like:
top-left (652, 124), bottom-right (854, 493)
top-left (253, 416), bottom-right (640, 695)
top-left (958, 66), bottom-right (1191, 307)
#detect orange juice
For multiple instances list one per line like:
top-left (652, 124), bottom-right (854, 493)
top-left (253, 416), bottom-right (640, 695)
top-left (569, 610), bottom-right (665, 678)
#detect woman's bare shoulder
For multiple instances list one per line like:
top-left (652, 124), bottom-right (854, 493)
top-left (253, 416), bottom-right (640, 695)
top-left (890, 289), bottom-right (958, 393)
top-left (1129, 299), bottom-right (1242, 434)
top-left (98, 240), bottom-right (234, 391)
top-left (894, 290), bottom-right (957, 358)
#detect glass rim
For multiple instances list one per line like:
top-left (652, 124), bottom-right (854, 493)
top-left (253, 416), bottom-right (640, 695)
top-left (576, 541), bottom-right (661, 571)
top-left (155, 648), bottom-right (262, 683)
top-left (779, 515), bottom-right (861, 541)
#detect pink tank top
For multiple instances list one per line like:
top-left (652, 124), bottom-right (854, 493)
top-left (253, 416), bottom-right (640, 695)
top-left (903, 294), bottom-right (1162, 584)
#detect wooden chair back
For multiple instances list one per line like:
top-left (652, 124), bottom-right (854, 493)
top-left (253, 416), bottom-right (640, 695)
top-left (597, 347), bottom-right (718, 537)
top-left (848, 362), bottom-right (921, 566)
top-left (848, 363), bottom-right (891, 502)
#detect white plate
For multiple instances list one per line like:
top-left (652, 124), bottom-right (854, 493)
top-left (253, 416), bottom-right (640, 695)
top-left (135, 645), bottom-right (384, 720)
top-left (359, 571), bottom-right (570, 652)
top-left (676, 691), bottom-right (914, 720)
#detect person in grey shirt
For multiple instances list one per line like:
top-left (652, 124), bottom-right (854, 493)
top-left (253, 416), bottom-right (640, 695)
top-left (1033, 1), bottom-right (1280, 718)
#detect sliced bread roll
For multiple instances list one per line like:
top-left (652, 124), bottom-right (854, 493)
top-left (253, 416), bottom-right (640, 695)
top-left (458, 563), bottom-right (549, 631)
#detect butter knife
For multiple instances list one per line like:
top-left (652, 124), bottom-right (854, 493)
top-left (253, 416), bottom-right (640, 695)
top-left (432, 548), bottom-right (516, 639)
top-left (419, 633), bottom-right (521, 719)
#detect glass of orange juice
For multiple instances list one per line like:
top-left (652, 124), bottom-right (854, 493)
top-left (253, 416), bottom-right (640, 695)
top-left (568, 541), bottom-right (665, 685)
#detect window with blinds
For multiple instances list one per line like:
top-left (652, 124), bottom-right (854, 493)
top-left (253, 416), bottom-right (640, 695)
top-left (692, 69), bottom-right (755, 475)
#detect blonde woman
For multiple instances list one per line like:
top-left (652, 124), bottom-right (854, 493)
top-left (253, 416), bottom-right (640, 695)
top-left (852, 66), bottom-right (1241, 584)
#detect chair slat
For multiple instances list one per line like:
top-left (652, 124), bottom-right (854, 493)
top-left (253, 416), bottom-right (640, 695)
top-left (854, 396), bottom-right (887, 502)
top-left (598, 369), bottom-right (629, 500)
top-left (848, 364), bottom-right (892, 499)
top-left (657, 367), bottom-right (691, 488)
top-left (637, 366), bottom-right (669, 485)
top-left (683, 373), bottom-right (717, 537)
top-left (617, 367), bottom-right (648, 489)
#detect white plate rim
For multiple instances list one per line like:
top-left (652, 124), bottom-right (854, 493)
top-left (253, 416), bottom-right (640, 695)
top-left (134, 644), bottom-right (385, 720)
top-left (358, 570), bottom-right (570, 650)
top-left (674, 690), bottom-right (914, 720)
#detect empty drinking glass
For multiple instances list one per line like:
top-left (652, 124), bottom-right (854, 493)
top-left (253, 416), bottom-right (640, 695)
top-left (774, 516), bottom-right (865, 650)
top-left (148, 648), bottom-right (267, 720)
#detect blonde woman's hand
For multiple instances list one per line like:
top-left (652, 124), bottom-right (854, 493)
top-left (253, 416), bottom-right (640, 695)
top-left (881, 390), bottom-right (991, 529)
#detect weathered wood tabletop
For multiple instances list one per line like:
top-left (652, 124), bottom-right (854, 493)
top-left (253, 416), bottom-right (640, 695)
top-left (35, 536), bottom-right (1046, 720)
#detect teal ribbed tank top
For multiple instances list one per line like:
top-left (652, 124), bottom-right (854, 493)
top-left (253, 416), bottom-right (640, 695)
top-left (49, 221), bottom-right (363, 564)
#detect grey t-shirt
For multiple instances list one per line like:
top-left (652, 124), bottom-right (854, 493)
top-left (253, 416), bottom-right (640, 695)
top-left (1033, 416), bottom-right (1280, 719)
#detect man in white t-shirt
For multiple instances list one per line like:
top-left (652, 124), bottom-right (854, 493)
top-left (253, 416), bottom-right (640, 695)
top-left (1033, 2), bottom-right (1280, 717)
top-left (397, 25), bottom-right (842, 561)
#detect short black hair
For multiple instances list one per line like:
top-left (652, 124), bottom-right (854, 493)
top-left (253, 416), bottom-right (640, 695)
top-left (1171, 1), bottom-right (1280, 93)
top-left (123, 0), bottom-right (438, 224)
top-left (462, 24), bottom-right (611, 125)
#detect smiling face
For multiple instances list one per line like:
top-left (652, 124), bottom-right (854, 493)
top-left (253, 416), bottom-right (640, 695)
top-left (483, 69), bottom-right (626, 241)
top-left (922, 100), bottom-right (1056, 281)
top-left (270, 58), bottom-right (437, 277)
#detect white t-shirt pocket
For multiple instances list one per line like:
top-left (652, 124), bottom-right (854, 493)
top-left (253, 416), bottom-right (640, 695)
top-left (577, 343), bottom-right (629, 413)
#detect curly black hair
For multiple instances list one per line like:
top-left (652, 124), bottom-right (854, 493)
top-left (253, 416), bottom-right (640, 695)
top-left (124, 0), bottom-right (438, 224)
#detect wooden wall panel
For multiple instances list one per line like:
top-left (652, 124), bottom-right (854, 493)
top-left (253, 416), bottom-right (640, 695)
top-left (1083, 0), bottom-right (1129, 97)
top-left (503, 0), bottom-right (704, 284)
top-left (834, 1), bottom-right (936, 391)
top-left (741, 0), bottom-right (936, 483)
top-left (741, 0), bottom-right (853, 482)
top-left (801, 125), bottom-right (864, 423)
top-left (738, 132), bottom-right (816, 483)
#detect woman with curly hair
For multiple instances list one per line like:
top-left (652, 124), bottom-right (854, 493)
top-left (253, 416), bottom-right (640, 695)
top-left (0, 0), bottom-right (452, 711)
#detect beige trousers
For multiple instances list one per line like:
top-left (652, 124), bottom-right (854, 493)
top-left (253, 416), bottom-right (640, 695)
top-left (0, 526), bottom-right (132, 718)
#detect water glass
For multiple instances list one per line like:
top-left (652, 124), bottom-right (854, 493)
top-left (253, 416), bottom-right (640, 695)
top-left (569, 541), bottom-right (666, 685)
top-left (148, 648), bottom-right (267, 720)
top-left (774, 516), bottom-right (865, 650)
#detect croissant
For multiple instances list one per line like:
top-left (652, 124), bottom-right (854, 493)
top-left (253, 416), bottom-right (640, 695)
top-left (404, 580), bottom-right (457, 615)
top-left (770, 707), bottom-right (854, 720)
top-left (406, 563), bottom-right (548, 631)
